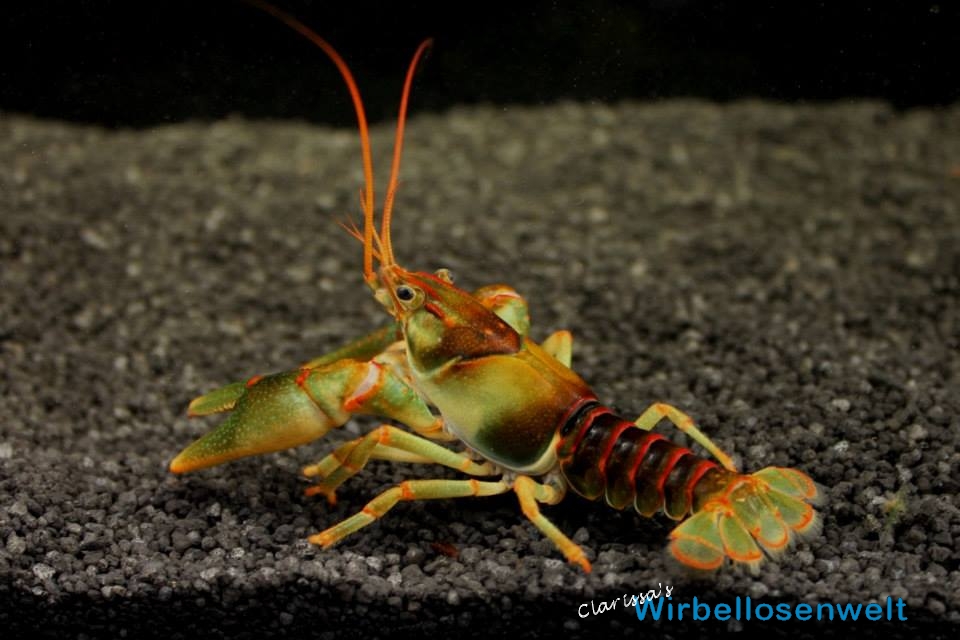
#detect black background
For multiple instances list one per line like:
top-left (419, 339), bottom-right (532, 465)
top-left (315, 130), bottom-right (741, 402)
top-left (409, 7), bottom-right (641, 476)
top-left (2, 0), bottom-right (959, 127)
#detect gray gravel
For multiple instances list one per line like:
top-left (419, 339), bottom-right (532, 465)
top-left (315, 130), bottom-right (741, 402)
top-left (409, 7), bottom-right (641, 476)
top-left (1, 100), bottom-right (959, 638)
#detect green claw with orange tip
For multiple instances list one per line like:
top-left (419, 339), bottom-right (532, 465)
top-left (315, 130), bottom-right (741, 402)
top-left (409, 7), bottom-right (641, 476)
top-left (170, 371), bottom-right (341, 474)
top-left (170, 353), bottom-right (440, 475)
top-left (667, 467), bottom-right (823, 572)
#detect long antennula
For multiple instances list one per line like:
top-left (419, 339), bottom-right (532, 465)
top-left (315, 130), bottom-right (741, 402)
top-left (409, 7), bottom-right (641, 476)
top-left (380, 38), bottom-right (434, 267)
top-left (242, 0), bottom-right (379, 281)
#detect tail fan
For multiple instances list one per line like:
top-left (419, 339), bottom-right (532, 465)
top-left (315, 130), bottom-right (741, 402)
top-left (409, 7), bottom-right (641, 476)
top-left (668, 467), bottom-right (823, 571)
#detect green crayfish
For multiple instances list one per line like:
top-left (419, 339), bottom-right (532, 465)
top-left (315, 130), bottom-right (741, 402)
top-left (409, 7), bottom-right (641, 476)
top-left (170, 1), bottom-right (823, 573)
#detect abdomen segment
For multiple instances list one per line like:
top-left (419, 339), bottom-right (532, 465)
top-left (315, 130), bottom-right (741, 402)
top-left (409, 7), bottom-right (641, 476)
top-left (557, 403), bottom-right (720, 519)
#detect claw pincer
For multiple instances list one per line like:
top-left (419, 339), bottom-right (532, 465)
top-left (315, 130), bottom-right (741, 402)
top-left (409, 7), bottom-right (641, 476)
top-left (171, 371), bottom-right (337, 473)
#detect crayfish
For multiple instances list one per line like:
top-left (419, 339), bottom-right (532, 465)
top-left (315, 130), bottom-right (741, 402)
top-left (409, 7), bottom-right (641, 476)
top-left (170, 1), bottom-right (823, 573)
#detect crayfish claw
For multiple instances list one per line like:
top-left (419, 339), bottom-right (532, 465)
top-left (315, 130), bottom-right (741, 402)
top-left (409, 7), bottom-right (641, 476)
top-left (186, 381), bottom-right (246, 417)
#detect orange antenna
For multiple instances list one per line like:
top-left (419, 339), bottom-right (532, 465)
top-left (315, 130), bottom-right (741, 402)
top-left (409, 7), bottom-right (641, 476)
top-left (380, 38), bottom-right (433, 266)
top-left (242, 0), bottom-right (378, 281)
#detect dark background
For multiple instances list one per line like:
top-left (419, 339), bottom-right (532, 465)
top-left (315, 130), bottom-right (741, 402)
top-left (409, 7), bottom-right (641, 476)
top-left (2, 0), bottom-right (958, 128)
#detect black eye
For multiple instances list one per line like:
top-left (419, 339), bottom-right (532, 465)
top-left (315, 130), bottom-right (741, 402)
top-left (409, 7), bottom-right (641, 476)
top-left (396, 285), bottom-right (415, 301)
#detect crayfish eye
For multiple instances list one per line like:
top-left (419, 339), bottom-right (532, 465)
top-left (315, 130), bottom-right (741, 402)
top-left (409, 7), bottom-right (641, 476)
top-left (395, 285), bottom-right (416, 301)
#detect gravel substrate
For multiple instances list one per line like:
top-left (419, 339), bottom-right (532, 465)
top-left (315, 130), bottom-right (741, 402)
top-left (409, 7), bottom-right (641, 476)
top-left (1, 100), bottom-right (958, 638)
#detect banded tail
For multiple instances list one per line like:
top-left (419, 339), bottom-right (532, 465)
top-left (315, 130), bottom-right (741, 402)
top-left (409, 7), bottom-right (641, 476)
top-left (557, 403), bottom-right (822, 571)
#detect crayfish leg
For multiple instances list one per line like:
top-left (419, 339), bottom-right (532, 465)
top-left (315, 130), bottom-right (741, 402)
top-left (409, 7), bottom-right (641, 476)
top-left (540, 330), bottom-right (573, 368)
top-left (513, 475), bottom-right (592, 572)
top-left (472, 284), bottom-right (531, 337)
top-left (309, 478), bottom-right (510, 548)
top-left (300, 323), bottom-right (400, 369)
top-left (633, 403), bottom-right (738, 472)
top-left (302, 424), bottom-right (498, 503)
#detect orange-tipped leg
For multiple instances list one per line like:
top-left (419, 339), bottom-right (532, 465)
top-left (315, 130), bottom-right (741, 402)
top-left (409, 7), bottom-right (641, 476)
top-left (634, 403), bottom-right (738, 472)
top-left (513, 476), bottom-right (592, 573)
top-left (302, 425), bottom-right (498, 504)
top-left (308, 478), bottom-right (510, 547)
top-left (668, 467), bottom-right (823, 572)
